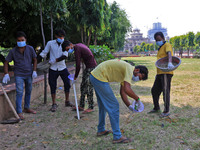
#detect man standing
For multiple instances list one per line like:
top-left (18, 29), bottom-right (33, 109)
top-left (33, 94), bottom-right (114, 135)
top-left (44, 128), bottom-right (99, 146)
top-left (148, 32), bottom-right (174, 117)
top-left (2, 31), bottom-right (37, 120)
top-left (90, 59), bottom-right (148, 144)
top-left (62, 41), bottom-right (97, 113)
top-left (39, 30), bottom-right (73, 112)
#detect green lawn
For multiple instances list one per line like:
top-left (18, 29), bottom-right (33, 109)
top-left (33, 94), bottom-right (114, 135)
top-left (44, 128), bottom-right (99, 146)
top-left (0, 57), bottom-right (200, 150)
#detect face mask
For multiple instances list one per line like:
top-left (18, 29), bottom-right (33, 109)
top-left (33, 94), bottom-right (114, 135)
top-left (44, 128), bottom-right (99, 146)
top-left (68, 48), bottom-right (74, 53)
top-left (132, 75), bottom-right (140, 82)
top-left (17, 41), bottom-right (26, 47)
top-left (156, 41), bottom-right (164, 46)
top-left (57, 38), bottom-right (64, 43)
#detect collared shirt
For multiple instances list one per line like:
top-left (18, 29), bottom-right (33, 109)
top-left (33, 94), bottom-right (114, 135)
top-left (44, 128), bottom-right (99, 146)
top-left (157, 42), bottom-right (173, 75)
top-left (91, 59), bottom-right (134, 84)
top-left (40, 40), bottom-right (68, 71)
top-left (5, 45), bottom-right (37, 77)
top-left (74, 43), bottom-right (97, 78)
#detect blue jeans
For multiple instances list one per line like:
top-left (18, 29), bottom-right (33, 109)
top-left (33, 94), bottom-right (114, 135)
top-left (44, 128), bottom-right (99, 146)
top-left (15, 76), bottom-right (32, 114)
top-left (90, 75), bottom-right (122, 140)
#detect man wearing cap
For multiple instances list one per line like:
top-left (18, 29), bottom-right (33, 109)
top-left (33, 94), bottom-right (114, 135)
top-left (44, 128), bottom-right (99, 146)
top-left (89, 59), bottom-right (148, 144)
top-left (148, 32), bottom-right (174, 118)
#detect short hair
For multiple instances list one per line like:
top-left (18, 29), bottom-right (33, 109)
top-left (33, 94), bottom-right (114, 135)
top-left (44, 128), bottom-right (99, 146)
top-left (16, 31), bottom-right (27, 39)
top-left (154, 32), bottom-right (165, 40)
top-left (135, 65), bottom-right (148, 80)
top-left (62, 40), bottom-right (72, 51)
top-left (55, 29), bottom-right (66, 37)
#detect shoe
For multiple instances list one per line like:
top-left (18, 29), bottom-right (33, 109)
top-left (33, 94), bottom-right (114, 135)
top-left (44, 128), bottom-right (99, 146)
top-left (18, 113), bottom-right (25, 120)
top-left (147, 109), bottom-right (161, 114)
top-left (97, 130), bottom-right (112, 136)
top-left (23, 108), bottom-right (36, 114)
top-left (50, 104), bottom-right (58, 112)
top-left (65, 101), bottom-right (75, 107)
top-left (160, 112), bottom-right (170, 118)
top-left (113, 136), bottom-right (131, 144)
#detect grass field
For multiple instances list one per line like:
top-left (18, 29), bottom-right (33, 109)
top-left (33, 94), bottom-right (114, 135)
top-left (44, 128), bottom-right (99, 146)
top-left (0, 57), bottom-right (200, 150)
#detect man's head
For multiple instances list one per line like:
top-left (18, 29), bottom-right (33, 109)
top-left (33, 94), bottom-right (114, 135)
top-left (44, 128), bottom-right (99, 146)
top-left (62, 40), bottom-right (74, 52)
top-left (154, 32), bottom-right (165, 46)
top-left (132, 65), bottom-right (148, 81)
top-left (55, 29), bottom-right (66, 43)
top-left (16, 31), bottom-right (27, 48)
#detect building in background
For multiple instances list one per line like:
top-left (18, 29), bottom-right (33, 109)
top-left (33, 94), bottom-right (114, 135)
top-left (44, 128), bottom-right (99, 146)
top-left (124, 28), bottom-right (150, 53)
top-left (148, 22), bottom-right (169, 41)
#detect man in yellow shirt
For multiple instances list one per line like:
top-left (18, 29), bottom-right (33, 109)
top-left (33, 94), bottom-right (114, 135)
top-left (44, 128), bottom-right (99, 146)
top-left (90, 59), bottom-right (148, 144)
top-left (148, 32), bottom-right (174, 118)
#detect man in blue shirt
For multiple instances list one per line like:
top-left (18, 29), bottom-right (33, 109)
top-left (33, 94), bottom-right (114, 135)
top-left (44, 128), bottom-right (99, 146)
top-left (2, 31), bottom-right (37, 120)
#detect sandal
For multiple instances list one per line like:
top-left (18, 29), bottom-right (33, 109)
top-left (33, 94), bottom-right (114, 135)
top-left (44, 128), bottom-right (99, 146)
top-left (50, 104), bottom-right (58, 112)
top-left (72, 106), bottom-right (84, 111)
top-left (160, 112), bottom-right (170, 118)
top-left (113, 136), bottom-right (131, 144)
top-left (23, 108), bottom-right (36, 114)
top-left (82, 109), bottom-right (94, 114)
top-left (147, 109), bottom-right (161, 114)
top-left (65, 101), bottom-right (75, 107)
top-left (18, 113), bottom-right (25, 120)
top-left (97, 130), bottom-right (112, 136)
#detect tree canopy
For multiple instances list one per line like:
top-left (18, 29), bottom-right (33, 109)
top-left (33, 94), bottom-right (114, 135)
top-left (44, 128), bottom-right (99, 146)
top-left (0, 0), bottom-right (131, 51)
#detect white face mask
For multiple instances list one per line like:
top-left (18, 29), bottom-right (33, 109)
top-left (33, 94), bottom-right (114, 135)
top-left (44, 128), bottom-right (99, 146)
top-left (132, 75), bottom-right (140, 82)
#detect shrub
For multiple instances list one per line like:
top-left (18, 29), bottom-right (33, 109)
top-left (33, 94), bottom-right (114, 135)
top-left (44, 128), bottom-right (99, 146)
top-left (89, 45), bottom-right (114, 64)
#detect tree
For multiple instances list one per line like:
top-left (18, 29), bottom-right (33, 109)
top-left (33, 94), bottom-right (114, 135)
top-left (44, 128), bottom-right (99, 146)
top-left (140, 42), bottom-right (146, 52)
top-left (133, 45), bottom-right (140, 54)
top-left (180, 35), bottom-right (188, 58)
top-left (173, 36), bottom-right (181, 51)
top-left (109, 1), bottom-right (131, 50)
top-left (145, 43), bottom-right (150, 51)
top-left (195, 32), bottom-right (200, 46)
top-left (149, 43), bottom-right (154, 51)
top-left (186, 32), bottom-right (195, 56)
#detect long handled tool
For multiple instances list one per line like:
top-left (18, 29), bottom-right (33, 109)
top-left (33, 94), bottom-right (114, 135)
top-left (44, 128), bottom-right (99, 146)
top-left (73, 82), bottom-right (80, 120)
top-left (68, 74), bottom-right (80, 120)
top-left (0, 83), bottom-right (20, 124)
top-left (164, 74), bottom-right (167, 112)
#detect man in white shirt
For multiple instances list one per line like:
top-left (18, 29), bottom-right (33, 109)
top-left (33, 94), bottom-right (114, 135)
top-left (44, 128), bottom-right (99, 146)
top-left (39, 29), bottom-right (74, 112)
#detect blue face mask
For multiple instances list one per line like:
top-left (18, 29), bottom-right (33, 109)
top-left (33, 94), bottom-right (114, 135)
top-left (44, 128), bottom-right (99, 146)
top-left (57, 38), bottom-right (64, 43)
top-left (156, 41), bottom-right (164, 46)
top-left (17, 41), bottom-right (26, 47)
top-left (132, 75), bottom-right (140, 82)
top-left (68, 48), bottom-right (74, 53)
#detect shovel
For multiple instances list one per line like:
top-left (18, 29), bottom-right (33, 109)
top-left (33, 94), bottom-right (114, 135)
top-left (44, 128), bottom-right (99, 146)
top-left (0, 83), bottom-right (20, 124)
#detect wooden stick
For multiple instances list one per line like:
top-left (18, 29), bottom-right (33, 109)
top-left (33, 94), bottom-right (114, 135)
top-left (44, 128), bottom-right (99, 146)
top-left (0, 83), bottom-right (20, 120)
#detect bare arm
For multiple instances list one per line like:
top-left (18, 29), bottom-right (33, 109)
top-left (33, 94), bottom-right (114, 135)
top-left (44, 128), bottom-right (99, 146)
top-left (4, 61), bottom-right (9, 74)
top-left (120, 81), bottom-right (139, 107)
top-left (33, 57), bottom-right (37, 71)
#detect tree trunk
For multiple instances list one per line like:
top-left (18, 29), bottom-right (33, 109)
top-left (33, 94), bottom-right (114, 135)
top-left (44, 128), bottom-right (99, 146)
top-left (94, 31), bottom-right (97, 45)
top-left (84, 28), bottom-right (87, 44)
top-left (87, 29), bottom-right (92, 46)
top-left (40, 1), bottom-right (46, 47)
top-left (187, 48), bottom-right (190, 57)
top-left (81, 27), bottom-right (84, 43)
top-left (40, 1), bottom-right (47, 104)
top-left (50, 12), bottom-right (53, 40)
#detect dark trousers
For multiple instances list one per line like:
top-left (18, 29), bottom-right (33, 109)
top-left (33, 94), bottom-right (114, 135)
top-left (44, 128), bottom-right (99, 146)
top-left (80, 68), bottom-right (95, 109)
top-left (151, 74), bottom-right (173, 113)
top-left (48, 68), bottom-right (71, 94)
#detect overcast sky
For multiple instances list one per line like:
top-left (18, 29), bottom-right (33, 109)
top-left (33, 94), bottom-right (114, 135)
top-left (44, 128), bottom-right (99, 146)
top-left (107, 0), bottom-right (200, 38)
